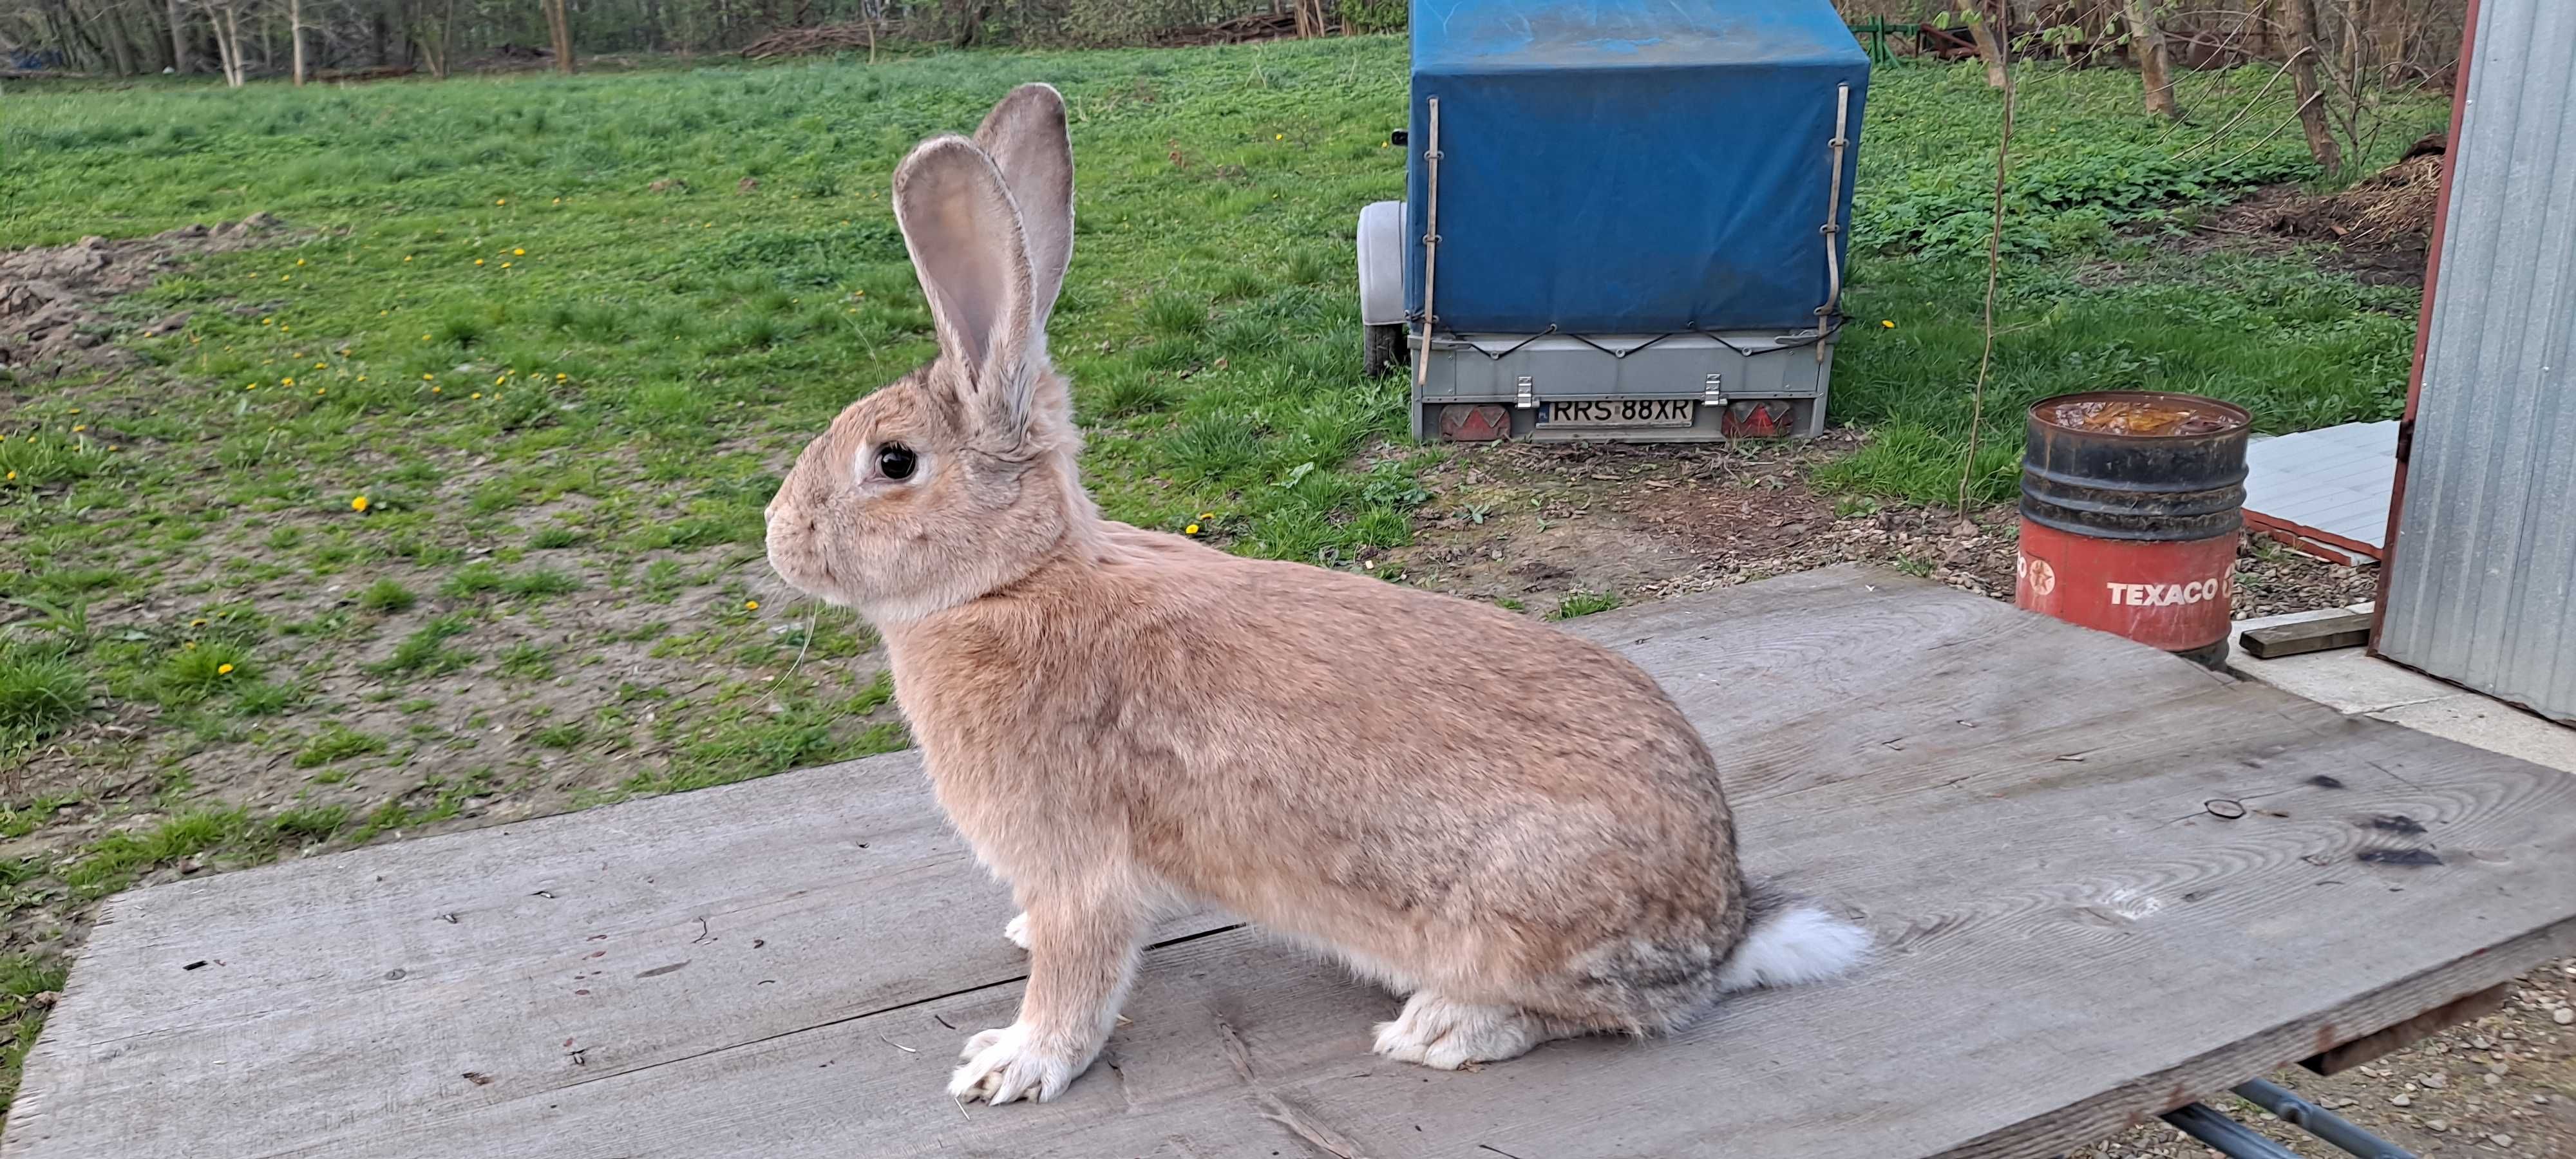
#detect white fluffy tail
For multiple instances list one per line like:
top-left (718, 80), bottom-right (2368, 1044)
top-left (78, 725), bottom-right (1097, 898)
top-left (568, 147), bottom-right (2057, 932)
top-left (1715, 893), bottom-right (1871, 994)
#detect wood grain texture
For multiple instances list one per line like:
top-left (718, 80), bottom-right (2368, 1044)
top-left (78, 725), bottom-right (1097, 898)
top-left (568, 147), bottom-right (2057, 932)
top-left (10, 565), bottom-right (2575, 1159)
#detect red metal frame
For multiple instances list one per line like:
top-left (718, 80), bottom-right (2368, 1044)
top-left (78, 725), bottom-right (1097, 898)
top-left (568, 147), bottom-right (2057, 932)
top-left (2369, 0), bottom-right (2482, 654)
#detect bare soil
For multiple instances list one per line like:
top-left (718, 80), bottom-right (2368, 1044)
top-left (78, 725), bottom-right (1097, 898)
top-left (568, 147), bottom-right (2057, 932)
top-left (1, 214), bottom-right (294, 379)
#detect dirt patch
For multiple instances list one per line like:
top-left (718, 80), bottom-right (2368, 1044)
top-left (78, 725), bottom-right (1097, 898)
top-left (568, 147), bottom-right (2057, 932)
top-left (0, 214), bottom-right (292, 379)
top-left (2185, 138), bottom-right (2446, 288)
top-left (1383, 435), bottom-right (2372, 621)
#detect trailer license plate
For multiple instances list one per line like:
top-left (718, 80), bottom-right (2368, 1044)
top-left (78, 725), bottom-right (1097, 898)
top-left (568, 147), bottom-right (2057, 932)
top-left (1539, 399), bottom-right (1696, 429)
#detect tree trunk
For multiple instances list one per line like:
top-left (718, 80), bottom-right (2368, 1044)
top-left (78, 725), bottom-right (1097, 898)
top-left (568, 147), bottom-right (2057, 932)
top-left (104, 3), bottom-right (138, 76)
top-left (439, 0), bottom-right (457, 77)
top-left (544, 0), bottom-right (575, 73)
top-left (2124, 0), bottom-right (2180, 120)
top-left (1960, 0), bottom-right (2008, 90)
top-left (167, 0), bottom-right (192, 73)
top-left (289, 0), bottom-right (305, 84)
top-left (2280, 0), bottom-right (2342, 174)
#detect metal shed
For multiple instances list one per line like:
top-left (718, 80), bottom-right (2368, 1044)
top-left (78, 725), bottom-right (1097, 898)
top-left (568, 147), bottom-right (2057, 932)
top-left (2375, 0), bottom-right (2576, 724)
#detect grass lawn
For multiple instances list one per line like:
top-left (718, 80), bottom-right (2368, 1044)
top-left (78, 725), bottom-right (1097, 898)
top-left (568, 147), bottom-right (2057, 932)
top-left (0, 39), bottom-right (2441, 1111)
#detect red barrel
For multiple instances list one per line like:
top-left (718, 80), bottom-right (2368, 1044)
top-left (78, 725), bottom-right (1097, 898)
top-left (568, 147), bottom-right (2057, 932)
top-left (2016, 391), bottom-right (2251, 668)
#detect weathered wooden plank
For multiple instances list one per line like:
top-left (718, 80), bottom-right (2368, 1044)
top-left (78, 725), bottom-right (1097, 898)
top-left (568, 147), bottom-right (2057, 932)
top-left (2239, 612), bottom-right (2376, 659)
top-left (10, 566), bottom-right (2575, 1159)
top-left (2298, 979), bottom-right (2512, 1076)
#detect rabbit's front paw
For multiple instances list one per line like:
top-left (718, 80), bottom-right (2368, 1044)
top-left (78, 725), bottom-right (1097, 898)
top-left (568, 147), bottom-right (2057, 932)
top-left (949, 1023), bottom-right (1081, 1104)
top-left (1002, 912), bottom-right (1031, 950)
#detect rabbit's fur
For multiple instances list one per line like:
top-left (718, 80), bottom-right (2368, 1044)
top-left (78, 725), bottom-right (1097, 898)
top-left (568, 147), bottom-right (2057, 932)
top-left (764, 84), bottom-right (1868, 1106)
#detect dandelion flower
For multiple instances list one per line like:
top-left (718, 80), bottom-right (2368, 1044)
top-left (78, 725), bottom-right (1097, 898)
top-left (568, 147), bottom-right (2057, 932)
top-left (513, 248), bottom-right (526, 256)
top-left (184, 641), bottom-right (197, 650)
top-left (432, 386), bottom-right (442, 393)
top-left (497, 198), bottom-right (507, 205)
top-left (4, 471), bottom-right (14, 481)
top-left (296, 258), bottom-right (307, 267)
top-left (108, 445), bottom-right (119, 451)
top-left (191, 619), bottom-right (207, 627)
top-left (500, 262), bottom-right (512, 269)
top-left (281, 274), bottom-right (291, 281)
top-left (71, 425), bottom-right (85, 433)
top-left (471, 392), bottom-right (483, 399)
top-left (1185, 523), bottom-right (1201, 535)
top-left (283, 377), bottom-right (296, 386)
top-left (352, 495), bottom-right (370, 512)
top-left (1881, 319), bottom-right (1895, 328)
top-left (404, 256), bottom-right (414, 262)
top-left (422, 373), bottom-right (435, 381)
top-left (315, 362), bottom-right (327, 369)
top-left (495, 375), bottom-right (507, 385)
top-left (245, 384), bottom-right (258, 391)
top-left (1274, 134), bottom-right (1283, 140)
top-left (555, 373), bottom-right (567, 382)
top-left (422, 334), bottom-right (433, 341)
top-left (217, 663), bottom-right (235, 675)
top-left (261, 317), bottom-right (274, 325)
top-left (744, 600), bottom-right (760, 611)
top-left (475, 259), bottom-right (486, 267)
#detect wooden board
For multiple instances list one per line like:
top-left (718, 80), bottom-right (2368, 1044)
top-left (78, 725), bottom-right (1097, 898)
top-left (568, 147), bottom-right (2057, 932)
top-left (10, 566), bottom-right (2575, 1159)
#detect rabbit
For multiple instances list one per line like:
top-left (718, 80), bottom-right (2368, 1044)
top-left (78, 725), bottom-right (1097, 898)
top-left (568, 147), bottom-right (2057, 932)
top-left (762, 82), bottom-right (1870, 1107)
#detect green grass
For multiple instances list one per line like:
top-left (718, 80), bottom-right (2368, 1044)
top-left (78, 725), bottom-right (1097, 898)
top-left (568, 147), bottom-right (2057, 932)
top-left (1550, 590), bottom-right (1624, 620)
top-left (357, 579), bottom-right (419, 612)
top-left (293, 724), bottom-right (388, 768)
top-left (0, 643), bottom-right (90, 750)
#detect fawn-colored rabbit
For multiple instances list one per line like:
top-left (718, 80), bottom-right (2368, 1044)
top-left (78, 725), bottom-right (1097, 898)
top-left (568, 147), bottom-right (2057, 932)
top-left (764, 83), bottom-right (1869, 1106)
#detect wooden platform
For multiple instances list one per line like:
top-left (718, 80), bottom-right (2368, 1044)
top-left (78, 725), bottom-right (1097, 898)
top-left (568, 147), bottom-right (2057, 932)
top-left (12, 567), bottom-right (2576, 1158)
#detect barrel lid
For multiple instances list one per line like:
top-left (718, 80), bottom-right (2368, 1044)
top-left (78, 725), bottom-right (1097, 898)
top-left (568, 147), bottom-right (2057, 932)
top-left (2027, 391), bottom-right (2251, 440)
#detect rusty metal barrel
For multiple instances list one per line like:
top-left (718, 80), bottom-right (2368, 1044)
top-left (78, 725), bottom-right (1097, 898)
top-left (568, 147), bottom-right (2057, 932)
top-left (2016, 391), bottom-right (2253, 669)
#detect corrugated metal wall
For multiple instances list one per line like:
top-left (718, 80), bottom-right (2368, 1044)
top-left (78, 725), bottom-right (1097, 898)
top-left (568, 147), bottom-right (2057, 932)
top-left (2378, 0), bottom-right (2576, 724)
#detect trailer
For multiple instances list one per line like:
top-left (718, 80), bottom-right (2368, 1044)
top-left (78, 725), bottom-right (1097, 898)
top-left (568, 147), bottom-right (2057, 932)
top-left (1358, 0), bottom-right (1870, 442)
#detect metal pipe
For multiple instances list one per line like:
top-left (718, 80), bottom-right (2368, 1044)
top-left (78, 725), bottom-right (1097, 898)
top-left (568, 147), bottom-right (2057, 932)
top-left (1816, 82), bottom-right (1851, 364)
top-left (2161, 1103), bottom-right (2306, 1159)
top-left (1414, 96), bottom-right (1443, 393)
top-left (2233, 1079), bottom-right (2417, 1159)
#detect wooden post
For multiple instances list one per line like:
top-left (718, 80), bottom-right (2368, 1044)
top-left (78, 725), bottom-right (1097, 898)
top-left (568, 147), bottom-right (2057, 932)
top-left (2281, 0), bottom-right (2343, 174)
top-left (290, 0), bottom-right (305, 86)
top-left (2125, 0), bottom-right (2181, 120)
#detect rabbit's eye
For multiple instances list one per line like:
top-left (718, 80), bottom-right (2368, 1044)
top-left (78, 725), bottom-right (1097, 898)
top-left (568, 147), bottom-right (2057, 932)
top-left (874, 444), bottom-right (918, 482)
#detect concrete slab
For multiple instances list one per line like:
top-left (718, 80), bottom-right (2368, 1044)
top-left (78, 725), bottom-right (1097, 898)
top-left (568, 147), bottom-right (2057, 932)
top-left (2228, 602), bottom-right (2576, 775)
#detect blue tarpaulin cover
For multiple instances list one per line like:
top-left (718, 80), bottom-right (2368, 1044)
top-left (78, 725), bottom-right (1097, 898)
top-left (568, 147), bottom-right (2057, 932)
top-left (1405, 0), bottom-right (1869, 334)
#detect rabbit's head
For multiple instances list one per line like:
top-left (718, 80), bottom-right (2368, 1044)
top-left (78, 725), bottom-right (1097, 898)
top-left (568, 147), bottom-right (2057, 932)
top-left (766, 84), bottom-right (1091, 623)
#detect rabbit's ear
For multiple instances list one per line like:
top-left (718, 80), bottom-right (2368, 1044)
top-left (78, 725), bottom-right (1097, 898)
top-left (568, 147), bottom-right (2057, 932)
top-left (973, 83), bottom-right (1074, 337)
top-left (892, 134), bottom-right (1039, 439)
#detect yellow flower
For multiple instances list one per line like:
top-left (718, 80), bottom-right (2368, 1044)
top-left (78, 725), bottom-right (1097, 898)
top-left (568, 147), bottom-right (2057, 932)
top-left (108, 445), bottom-right (119, 451)
top-left (283, 377), bottom-right (295, 386)
top-left (191, 618), bottom-right (207, 627)
top-left (497, 198), bottom-right (507, 205)
top-left (183, 641), bottom-right (197, 650)
top-left (71, 425), bottom-right (85, 433)
top-left (404, 255), bottom-right (414, 262)
top-left (280, 274), bottom-right (291, 281)
top-left (351, 495), bottom-right (370, 511)
top-left (1274, 134), bottom-right (1283, 140)
top-left (295, 258), bottom-right (306, 267)
top-left (245, 384), bottom-right (258, 391)
top-left (422, 373), bottom-right (435, 380)
top-left (495, 375), bottom-right (506, 384)
top-left (475, 259), bottom-right (486, 266)
top-left (471, 392), bottom-right (482, 399)
top-left (422, 334), bottom-right (432, 341)
top-left (1184, 523), bottom-right (1201, 535)
top-left (316, 388), bottom-right (327, 395)
top-left (555, 373), bottom-right (567, 382)
top-left (1881, 319), bottom-right (1895, 328)
top-left (314, 362), bottom-right (327, 369)
top-left (261, 317), bottom-right (274, 325)
top-left (744, 600), bottom-right (760, 611)
top-left (4, 471), bottom-right (14, 481)
top-left (431, 386), bottom-right (442, 393)
top-left (217, 663), bottom-right (235, 675)
top-left (513, 248), bottom-right (526, 256)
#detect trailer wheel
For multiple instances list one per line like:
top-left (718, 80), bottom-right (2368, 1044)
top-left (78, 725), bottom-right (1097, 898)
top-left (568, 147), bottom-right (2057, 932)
top-left (1362, 323), bottom-right (1408, 379)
